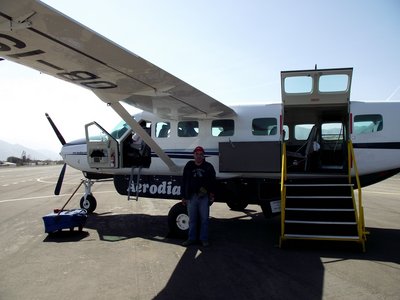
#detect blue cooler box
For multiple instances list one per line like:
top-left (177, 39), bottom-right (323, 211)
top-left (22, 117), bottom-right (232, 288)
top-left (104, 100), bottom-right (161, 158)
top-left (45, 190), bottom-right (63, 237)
top-left (43, 209), bottom-right (87, 233)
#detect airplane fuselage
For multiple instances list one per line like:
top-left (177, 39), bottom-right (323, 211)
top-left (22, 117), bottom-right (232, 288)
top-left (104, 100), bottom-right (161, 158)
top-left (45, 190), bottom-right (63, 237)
top-left (61, 101), bottom-right (400, 190)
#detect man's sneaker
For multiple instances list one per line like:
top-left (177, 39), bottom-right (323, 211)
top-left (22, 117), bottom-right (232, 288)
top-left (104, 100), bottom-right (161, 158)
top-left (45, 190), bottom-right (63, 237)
top-left (201, 240), bottom-right (210, 247)
top-left (182, 240), bottom-right (195, 246)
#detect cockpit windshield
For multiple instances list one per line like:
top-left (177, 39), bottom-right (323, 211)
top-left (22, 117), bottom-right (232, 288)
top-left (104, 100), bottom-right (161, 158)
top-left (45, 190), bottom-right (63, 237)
top-left (109, 120), bottom-right (130, 139)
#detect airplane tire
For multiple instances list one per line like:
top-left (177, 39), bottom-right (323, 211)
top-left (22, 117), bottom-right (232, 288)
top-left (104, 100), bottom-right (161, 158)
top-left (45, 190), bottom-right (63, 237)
top-left (80, 194), bottom-right (97, 213)
top-left (226, 197), bottom-right (248, 211)
top-left (220, 183), bottom-right (248, 211)
top-left (168, 202), bottom-right (189, 239)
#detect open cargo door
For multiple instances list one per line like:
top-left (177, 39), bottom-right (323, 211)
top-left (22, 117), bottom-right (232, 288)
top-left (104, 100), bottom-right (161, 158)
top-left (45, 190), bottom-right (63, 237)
top-left (281, 67), bottom-right (353, 172)
top-left (281, 68), bottom-right (353, 107)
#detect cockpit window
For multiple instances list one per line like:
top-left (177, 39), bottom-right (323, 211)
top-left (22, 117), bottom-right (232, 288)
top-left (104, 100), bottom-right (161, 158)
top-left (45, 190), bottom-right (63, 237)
top-left (110, 120), bottom-right (130, 139)
top-left (87, 123), bottom-right (110, 142)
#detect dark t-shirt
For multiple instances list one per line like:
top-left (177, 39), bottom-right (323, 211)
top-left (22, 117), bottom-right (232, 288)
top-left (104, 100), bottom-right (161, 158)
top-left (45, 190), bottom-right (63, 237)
top-left (182, 160), bottom-right (216, 199)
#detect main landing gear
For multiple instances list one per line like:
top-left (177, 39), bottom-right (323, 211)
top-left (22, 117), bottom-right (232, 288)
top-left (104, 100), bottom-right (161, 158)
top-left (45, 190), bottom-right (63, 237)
top-left (167, 202), bottom-right (189, 238)
top-left (77, 176), bottom-right (190, 239)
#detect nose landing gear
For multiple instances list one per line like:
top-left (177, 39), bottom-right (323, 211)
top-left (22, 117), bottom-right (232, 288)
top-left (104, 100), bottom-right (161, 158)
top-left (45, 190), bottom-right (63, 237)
top-left (79, 179), bottom-right (97, 213)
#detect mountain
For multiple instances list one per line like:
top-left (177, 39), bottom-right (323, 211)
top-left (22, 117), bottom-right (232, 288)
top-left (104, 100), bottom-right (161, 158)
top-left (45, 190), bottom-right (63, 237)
top-left (0, 139), bottom-right (61, 161)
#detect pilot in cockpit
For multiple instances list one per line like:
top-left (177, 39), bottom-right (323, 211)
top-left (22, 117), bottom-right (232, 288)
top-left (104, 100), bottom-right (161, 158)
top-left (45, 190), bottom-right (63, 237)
top-left (130, 121), bottom-right (147, 156)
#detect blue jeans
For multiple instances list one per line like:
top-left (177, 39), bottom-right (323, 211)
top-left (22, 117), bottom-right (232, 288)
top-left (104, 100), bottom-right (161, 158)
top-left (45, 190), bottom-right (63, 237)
top-left (187, 194), bottom-right (210, 242)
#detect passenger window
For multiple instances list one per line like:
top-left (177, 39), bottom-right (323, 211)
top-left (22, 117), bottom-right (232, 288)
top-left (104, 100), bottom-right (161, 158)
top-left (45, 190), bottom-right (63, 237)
top-left (321, 123), bottom-right (344, 141)
top-left (294, 124), bottom-right (314, 140)
top-left (354, 114), bottom-right (383, 134)
top-left (212, 119), bottom-right (234, 136)
top-left (178, 121), bottom-right (199, 137)
top-left (155, 122), bottom-right (170, 138)
top-left (252, 118), bottom-right (277, 136)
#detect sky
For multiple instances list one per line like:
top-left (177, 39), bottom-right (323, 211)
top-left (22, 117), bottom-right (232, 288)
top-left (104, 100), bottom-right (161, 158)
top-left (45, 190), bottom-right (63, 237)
top-left (1, 0), bottom-right (399, 154)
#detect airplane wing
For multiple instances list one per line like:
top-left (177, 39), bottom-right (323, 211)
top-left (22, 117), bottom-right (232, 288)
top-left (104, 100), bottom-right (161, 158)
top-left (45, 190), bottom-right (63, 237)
top-left (0, 0), bottom-right (236, 120)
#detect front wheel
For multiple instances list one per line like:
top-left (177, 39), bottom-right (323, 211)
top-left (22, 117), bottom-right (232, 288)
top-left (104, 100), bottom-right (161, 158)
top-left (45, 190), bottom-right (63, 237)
top-left (226, 197), bottom-right (248, 211)
top-left (80, 194), bottom-right (97, 213)
top-left (168, 202), bottom-right (189, 238)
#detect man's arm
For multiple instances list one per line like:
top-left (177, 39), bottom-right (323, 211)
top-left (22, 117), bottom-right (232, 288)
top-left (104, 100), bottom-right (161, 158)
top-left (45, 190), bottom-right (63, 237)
top-left (181, 161), bottom-right (191, 204)
top-left (207, 163), bottom-right (217, 202)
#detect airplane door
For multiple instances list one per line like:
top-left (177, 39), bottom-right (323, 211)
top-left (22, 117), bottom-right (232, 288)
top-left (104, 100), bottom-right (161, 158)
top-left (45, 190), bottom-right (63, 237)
top-left (281, 68), bottom-right (353, 106)
top-left (280, 68), bottom-right (353, 172)
top-left (85, 122), bottom-right (119, 168)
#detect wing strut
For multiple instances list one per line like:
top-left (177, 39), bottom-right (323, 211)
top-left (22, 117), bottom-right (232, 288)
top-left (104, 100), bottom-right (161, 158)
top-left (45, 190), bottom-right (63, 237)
top-left (109, 102), bottom-right (180, 173)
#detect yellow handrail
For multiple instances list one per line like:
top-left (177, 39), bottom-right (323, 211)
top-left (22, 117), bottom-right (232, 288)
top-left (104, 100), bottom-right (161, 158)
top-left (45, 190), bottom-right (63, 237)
top-left (280, 142), bottom-right (287, 245)
top-left (347, 141), bottom-right (366, 250)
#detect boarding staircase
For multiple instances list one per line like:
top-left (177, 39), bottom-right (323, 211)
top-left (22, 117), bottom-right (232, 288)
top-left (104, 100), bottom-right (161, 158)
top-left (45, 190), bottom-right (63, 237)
top-left (280, 142), bottom-right (367, 251)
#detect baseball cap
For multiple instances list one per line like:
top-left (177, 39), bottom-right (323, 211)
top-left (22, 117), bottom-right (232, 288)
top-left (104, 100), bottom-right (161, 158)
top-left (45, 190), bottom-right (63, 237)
top-left (193, 146), bottom-right (205, 153)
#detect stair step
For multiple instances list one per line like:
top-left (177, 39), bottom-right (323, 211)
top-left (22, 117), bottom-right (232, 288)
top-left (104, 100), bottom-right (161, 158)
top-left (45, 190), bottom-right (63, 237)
top-left (285, 220), bottom-right (357, 225)
top-left (286, 197), bottom-right (354, 208)
top-left (285, 209), bottom-right (356, 222)
top-left (287, 195), bottom-right (352, 199)
top-left (285, 176), bottom-right (348, 185)
top-left (284, 221), bottom-right (359, 236)
top-left (320, 165), bottom-right (344, 170)
top-left (286, 208), bottom-right (354, 211)
top-left (285, 183), bottom-right (353, 187)
top-left (285, 184), bottom-right (353, 197)
top-left (284, 234), bottom-right (360, 240)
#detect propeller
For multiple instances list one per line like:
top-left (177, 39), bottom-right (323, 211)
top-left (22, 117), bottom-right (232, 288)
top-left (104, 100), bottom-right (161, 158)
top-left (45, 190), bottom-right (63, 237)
top-left (54, 163), bottom-right (67, 195)
top-left (45, 113), bottom-right (66, 145)
top-left (45, 113), bottom-right (67, 195)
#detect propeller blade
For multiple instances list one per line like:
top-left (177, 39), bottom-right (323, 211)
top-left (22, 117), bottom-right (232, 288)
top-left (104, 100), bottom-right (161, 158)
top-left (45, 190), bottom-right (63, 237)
top-left (45, 113), bottom-right (66, 145)
top-left (54, 163), bottom-right (67, 195)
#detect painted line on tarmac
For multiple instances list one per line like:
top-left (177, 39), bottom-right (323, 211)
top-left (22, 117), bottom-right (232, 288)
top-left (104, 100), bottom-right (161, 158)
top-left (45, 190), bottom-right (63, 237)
top-left (37, 178), bottom-right (81, 185)
top-left (365, 191), bottom-right (399, 195)
top-left (1, 179), bottom-right (35, 186)
top-left (37, 178), bottom-right (110, 185)
top-left (0, 190), bottom-right (115, 203)
top-left (0, 195), bottom-right (58, 203)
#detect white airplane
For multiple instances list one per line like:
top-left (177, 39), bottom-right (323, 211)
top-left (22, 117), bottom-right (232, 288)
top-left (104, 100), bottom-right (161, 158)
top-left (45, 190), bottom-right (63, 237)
top-left (1, 1), bottom-right (399, 241)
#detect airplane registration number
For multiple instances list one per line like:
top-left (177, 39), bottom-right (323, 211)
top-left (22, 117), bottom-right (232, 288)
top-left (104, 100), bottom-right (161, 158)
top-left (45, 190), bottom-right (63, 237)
top-left (0, 33), bottom-right (117, 90)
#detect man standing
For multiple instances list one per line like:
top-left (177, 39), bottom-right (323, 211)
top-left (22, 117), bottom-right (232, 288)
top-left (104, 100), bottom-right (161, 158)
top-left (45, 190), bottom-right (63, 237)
top-left (181, 146), bottom-right (216, 247)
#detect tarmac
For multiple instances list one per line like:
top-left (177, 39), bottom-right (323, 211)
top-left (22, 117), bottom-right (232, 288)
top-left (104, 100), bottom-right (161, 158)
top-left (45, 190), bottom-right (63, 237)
top-left (0, 165), bottom-right (399, 299)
